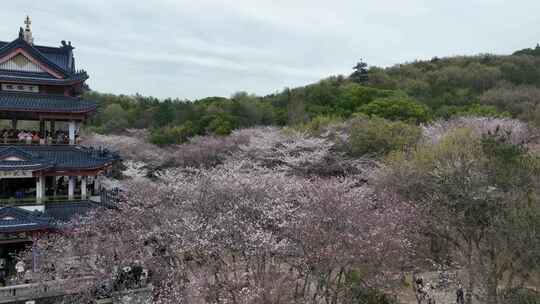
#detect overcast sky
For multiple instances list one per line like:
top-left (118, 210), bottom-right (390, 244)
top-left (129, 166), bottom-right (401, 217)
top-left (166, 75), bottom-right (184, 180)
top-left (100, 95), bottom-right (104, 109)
top-left (1, 1), bottom-right (539, 100)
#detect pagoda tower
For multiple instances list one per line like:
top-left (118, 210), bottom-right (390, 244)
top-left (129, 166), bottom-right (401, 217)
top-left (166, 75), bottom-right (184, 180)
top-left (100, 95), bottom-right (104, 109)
top-left (0, 17), bottom-right (119, 281)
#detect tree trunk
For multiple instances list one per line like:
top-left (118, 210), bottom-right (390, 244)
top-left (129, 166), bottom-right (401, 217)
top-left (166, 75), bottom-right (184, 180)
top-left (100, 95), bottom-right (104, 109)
top-left (332, 267), bottom-right (344, 304)
top-left (486, 243), bottom-right (499, 304)
top-left (466, 240), bottom-right (475, 304)
top-left (300, 272), bottom-right (310, 302)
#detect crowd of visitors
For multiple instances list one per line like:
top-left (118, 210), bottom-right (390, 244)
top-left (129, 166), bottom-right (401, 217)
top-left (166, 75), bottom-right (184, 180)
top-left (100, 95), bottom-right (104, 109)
top-left (0, 129), bottom-right (76, 144)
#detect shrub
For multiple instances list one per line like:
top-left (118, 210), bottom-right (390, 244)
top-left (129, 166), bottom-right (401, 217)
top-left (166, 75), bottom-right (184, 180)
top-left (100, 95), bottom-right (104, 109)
top-left (100, 104), bottom-right (130, 133)
top-left (346, 270), bottom-right (399, 304)
top-left (435, 104), bottom-right (508, 119)
top-left (345, 116), bottom-right (421, 157)
top-left (148, 122), bottom-right (197, 146)
top-left (480, 85), bottom-right (540, 125)
top-left (149, 128), bottom-right (175, 146)
top-left (502, 288), bottom-right (540, 304)
top-left (337, 83), bottom-right (396, 116)
top-left (207, 116), bottom-right (234, 136)
top-left (358, 97), bottom-right (431, 124)
top-left (299, 115), bottom-right (343, 135)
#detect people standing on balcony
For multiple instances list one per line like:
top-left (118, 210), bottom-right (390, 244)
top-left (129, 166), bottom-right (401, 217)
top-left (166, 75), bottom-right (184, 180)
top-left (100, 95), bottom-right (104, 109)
top-left (17, 130), bottom-right (26, 142)
top-left (32, 132), bottom-right (40, 143)
top-left (0, 129), bottom-right (75, 144)
top-left (0, 258), bottom-right (6, 287)
top-left (56, 131), bottom-right (66, 144)
top-left (14, 260), bottom-right (24, 282)
top-left (15, 191), bottom-right (23, 200)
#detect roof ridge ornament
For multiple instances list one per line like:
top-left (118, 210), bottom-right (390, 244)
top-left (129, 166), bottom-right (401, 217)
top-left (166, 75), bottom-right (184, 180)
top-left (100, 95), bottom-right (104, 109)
top-left (23, 15), bottom-right (34, 45)
top-left (61, 40), bottom-right (74, 50)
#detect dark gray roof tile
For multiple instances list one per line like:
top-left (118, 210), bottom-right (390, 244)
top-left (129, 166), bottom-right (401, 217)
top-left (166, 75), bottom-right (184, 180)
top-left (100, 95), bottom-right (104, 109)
top-left (0, 207), bottom-right (52, 233)
top-left (0, 92), bottom-right (97, 113)
top-left (0, 145), bottom-right (119, 171)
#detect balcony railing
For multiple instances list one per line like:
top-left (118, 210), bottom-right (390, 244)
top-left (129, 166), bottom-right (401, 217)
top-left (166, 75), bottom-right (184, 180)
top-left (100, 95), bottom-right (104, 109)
top-left (0, 138), bottom-right (77, 145)
top-left (100, 188), bottom-right (120, 206)
top-left (0, 195), bottom-right (94, 207)
top-left (0, 277), bottom-right (93, 304)
top-left (0, 189), bottom-right (119, 208)
top-left (0, 279), bottom-right (151, 304)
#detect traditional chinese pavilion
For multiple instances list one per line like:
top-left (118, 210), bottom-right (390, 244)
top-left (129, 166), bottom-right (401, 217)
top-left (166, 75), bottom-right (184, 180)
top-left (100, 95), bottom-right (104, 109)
top-left (0, 17), bottom-right (119, 282)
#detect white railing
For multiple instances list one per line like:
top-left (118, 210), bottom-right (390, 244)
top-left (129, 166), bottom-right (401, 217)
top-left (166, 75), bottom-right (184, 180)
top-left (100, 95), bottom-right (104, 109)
top-left (0, 279), bottom-right (152, 304)
top-left (0, 279), bottom-right (79, 303)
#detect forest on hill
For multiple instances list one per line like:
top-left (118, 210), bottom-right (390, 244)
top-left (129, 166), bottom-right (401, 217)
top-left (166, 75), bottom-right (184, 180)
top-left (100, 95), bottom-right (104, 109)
top-left (84, 44), bottom-right (540, 145)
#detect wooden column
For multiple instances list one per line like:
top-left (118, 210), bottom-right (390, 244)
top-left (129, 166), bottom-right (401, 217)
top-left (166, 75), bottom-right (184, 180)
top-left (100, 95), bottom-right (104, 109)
top-left (52, 176), bottom-right (57, 198)
top-left (68, 121), bottom-right (76, 145)
top-left (81, 176), bottom-right (87, 200)
top-left (36, 177), bottom-right (41, 202)
top-left (36, 176), bottom-right (45, 202)
top-left (94, 175), bottom-right (101, 195)
top-left (41, 176), bottom-right (46, 201)
top-left (39, 120), bottom-right (46, 145)
top-left (50, 120), bottom-right (55, 144)
top-left (68, 176), bottom-right (75, 200)
top-left (39, 120), bottom-right (45, 135)
top-left (32, 233), bottom-right (38, 272)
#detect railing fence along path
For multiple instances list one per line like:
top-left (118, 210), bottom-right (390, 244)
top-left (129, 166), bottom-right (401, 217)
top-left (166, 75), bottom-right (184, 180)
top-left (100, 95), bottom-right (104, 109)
top-left (0, 278), bottom-right (152, 304)
top-left (99, 187), bottom-right (121, 207)
top-left (0, 188), bottom-right (121, 208)
top-left (0, 277), bottom-right (89, 304)
top-left (0, 195), bottom-right (88, 207)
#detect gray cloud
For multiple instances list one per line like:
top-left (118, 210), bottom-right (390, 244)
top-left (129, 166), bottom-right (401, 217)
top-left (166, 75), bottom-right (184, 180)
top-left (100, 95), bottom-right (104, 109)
top-left (1, 0), bottom-right (539, 99)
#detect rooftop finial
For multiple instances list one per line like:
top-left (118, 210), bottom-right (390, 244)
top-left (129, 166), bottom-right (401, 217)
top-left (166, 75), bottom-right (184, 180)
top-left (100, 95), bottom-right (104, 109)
top-left (24, 16), bottom-right (31, 31)
top-left (22, 15), bottom-right (34, 44)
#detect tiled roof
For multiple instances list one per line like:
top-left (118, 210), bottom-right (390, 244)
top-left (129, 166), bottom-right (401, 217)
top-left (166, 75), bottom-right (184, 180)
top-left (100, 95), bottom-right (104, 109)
top-left (35, 45), bottom-right (73, 73)
top-left (0, 207), bottom-right (52, 233)
top-left (0, 38), bottom-right (74, 77)
top-left (0, 92), bottom-right (97, 113)
top-left (0, 200), bottom-right (111, 233)
top-left (0, 160), bottom-right (53, 171)
top-left (0, 70), bottom-right (88, 85)
top-left (0, 69), bottom-right (56, 79)
top-left (0, 146), bottom-right (54, 171)
top-left (0, 146), bottom-right (35, 159)
top-left (0, 145), bottom-right (119, 171)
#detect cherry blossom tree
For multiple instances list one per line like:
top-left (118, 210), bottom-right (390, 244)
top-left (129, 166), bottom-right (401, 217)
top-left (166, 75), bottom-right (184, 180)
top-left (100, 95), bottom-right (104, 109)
top-left (376, 127), bottom-right (540, 304)
top-left (421, 116), bottom-right (534, 146)
top-left (28, 127), bottom-right (416, 303)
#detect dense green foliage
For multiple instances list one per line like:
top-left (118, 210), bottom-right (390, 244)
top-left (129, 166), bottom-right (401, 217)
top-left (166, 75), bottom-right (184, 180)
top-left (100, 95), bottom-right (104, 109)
top-left (344, 115), bottom-right (422, 157)
top-left (84, 81), bottom-right (423, 144)
top-left (357, 96), bottom-right (430, 123)
top-left (84, 44), bottom-right (540, 144)
top-left (502, 288), bottom-right (540, 304)
top-left (346, 270), bottom-right (399, 304)
top-left (367, 48), bottom-right (540, 124)
top-left (513, 44), bottom-right (540, 57)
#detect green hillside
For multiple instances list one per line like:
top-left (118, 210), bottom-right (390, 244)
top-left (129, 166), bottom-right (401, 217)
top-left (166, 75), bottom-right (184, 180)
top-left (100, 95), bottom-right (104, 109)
top-left (84, 44), bottom-right (540, 144)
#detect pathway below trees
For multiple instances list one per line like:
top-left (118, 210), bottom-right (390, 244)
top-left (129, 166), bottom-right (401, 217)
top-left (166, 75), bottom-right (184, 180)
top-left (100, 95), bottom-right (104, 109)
top-left (397, 271), bottom-right (459, 304)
